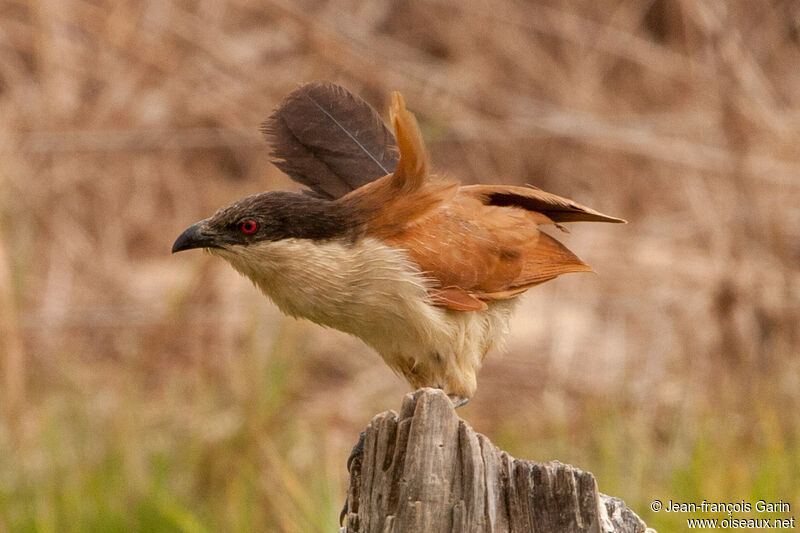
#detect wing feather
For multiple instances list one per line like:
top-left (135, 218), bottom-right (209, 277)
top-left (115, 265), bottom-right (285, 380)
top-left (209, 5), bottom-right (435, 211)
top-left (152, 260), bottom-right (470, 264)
top-left (387, 195), bottom-right (594, 310)
top-left (262, 82), bottom-right (399, 199)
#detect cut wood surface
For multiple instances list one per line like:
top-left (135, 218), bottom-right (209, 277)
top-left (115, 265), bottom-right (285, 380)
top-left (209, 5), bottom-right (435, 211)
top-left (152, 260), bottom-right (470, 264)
top-left (340, 388), bottom-right (652, 533)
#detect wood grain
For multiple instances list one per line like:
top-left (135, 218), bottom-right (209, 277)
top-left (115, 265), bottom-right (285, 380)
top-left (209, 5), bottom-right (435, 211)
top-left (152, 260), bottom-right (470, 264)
top-left (341, 389), bottom-right (652, 533)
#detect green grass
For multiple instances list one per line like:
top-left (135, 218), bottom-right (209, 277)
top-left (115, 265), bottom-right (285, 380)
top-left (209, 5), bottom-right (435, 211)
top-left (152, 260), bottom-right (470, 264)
top-left (487, 372), bottom-right (799, 532)
top-left (3, 358), bottom-right (797, 532)
top-left (1, 413), bottom-right (340, 532)
top-left (0, 320), bottom-right (344, 532)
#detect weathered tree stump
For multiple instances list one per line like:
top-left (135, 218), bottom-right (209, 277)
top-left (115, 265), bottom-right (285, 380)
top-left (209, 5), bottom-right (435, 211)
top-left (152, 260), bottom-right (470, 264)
top-left (340, 388), bottom-right (651, 533)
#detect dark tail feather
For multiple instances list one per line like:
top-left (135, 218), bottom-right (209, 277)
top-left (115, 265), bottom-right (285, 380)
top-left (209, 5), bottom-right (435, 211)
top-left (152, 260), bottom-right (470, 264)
top-left (461, 184), bottom-right (626, 224)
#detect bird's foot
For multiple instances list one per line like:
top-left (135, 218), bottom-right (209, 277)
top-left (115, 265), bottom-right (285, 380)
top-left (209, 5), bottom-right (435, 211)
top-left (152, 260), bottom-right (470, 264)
top-left (346, 430), bottom-right (366, 472)
top-left (339, 430), bottom-right (366, 525)
top-left (448, 394), bottom-right (470, 408)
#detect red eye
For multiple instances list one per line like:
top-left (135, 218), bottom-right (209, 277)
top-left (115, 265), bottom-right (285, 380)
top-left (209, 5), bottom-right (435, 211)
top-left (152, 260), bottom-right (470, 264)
top-left (240, 219), bottom-right (257, 234)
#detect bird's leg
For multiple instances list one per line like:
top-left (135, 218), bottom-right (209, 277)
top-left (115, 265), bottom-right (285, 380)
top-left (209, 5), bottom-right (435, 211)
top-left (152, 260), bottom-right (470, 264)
top-left (339, 430), bottom-right (366, 525)
top-left (448, 394), bottom-right (470, 408)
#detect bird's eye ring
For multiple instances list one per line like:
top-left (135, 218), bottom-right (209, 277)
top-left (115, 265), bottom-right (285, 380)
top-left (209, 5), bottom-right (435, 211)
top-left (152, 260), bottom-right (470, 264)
top-left (240, 219), bottom-right (258, 234)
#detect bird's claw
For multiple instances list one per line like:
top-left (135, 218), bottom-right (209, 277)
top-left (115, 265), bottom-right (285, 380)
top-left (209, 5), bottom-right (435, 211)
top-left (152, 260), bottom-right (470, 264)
top-left (340, 430), bottom-right (366, 526)
top-left (448, 394), bottom-right (469, 408)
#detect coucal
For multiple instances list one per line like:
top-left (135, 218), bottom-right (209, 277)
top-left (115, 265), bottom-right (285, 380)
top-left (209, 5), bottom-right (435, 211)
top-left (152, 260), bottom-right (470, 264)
top-left (172, 82), bottom-right (624, 406)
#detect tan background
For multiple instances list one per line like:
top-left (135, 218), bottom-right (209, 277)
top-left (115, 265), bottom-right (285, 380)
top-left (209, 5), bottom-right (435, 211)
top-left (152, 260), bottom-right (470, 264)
top-left (1, 1), bottom-right (798, 530)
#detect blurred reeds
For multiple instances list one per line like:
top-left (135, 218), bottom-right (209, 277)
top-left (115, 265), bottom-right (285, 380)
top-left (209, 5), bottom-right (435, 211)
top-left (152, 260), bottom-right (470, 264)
top-left (1, 0), bottom-right (799, 530)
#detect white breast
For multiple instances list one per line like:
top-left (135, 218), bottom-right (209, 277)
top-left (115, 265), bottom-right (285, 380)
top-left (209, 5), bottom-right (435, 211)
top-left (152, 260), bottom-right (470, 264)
top-left (212, 237), bottom-right (516, 399)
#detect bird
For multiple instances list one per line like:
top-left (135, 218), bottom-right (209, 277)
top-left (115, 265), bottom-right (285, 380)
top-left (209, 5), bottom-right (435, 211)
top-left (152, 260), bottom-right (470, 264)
top-left (172, 82), bottom-right (624, 407)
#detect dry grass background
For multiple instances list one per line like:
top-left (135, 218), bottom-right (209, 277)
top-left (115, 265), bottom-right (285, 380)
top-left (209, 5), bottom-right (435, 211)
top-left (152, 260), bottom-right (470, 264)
top-left (1, 0), bottom-right (799, 531)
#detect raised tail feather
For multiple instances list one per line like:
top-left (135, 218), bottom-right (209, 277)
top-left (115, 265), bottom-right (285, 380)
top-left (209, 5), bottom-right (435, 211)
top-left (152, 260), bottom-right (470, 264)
top-left (388, 92), bottom-right (428, 193)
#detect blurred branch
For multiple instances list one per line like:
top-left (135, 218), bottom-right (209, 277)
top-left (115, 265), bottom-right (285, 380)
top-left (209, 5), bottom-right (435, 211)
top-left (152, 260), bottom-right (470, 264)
top-left (17, 303), bottom-right (246, 329)
top-left (426, 0), bottom-right (704, 80)
top-left (686, 1), bottom-right (789, 131)
top-left (0, 175), bottom-right (25, 419)
top-left (449, 112), bottom-right (800, 188)
top-left (8, 115), bottom-right (798, 187)
top-left (261, 0), bottom-right (800, 188)
top-left (4, 128), bottom-right (262, 153)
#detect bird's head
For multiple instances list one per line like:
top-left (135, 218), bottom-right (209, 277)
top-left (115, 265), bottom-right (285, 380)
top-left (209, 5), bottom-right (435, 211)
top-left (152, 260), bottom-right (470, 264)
top-left (172, 191), bottom-right (361, 255)
top-left (173, 192), bottom-right (285, 254)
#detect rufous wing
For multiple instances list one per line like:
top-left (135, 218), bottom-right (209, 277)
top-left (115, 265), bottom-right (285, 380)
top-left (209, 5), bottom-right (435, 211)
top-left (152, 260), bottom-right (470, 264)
top-left (478, 229), bottom-right (593, 300)
top-left (386, 195), bottom-right (594, 311)
top-left (429, 286), bottom-right (488, 311)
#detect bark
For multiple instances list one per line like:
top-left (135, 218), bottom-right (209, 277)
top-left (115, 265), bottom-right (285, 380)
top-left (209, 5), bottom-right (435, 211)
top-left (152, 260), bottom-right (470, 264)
top-left (340, 388), bottom-right (652, 533)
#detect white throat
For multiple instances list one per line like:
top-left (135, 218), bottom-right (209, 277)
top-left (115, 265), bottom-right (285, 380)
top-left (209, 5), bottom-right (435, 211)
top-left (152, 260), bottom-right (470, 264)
top-left (211, 237), bottom-right (435, 335)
